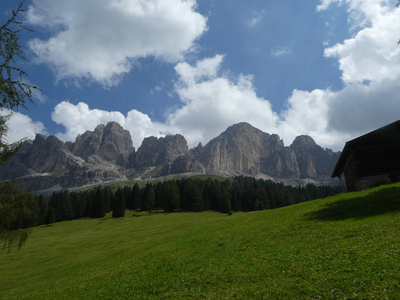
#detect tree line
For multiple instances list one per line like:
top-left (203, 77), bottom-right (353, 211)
top-left (2, 176), bottom-right (343, 232)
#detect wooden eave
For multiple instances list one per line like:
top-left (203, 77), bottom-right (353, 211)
top-left (331, 120), bottom-right (400, 178)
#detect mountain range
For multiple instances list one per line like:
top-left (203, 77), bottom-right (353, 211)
top-left (0, 122), bottom-right (340, 192)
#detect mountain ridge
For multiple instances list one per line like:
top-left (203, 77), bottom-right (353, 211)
top-left (0, 121), bottom-right (341, 192)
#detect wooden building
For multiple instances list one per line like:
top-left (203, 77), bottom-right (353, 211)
top-left (331, 120), bottom-right (400, 191)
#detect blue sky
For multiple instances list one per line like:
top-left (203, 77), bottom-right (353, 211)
top-left (2, 0), bottom-right (400, 150)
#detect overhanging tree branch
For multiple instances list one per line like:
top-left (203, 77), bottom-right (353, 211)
top-left (0, 0), bottom-right (40, 110)
top-left (0, 0), bottom-right (39, 253)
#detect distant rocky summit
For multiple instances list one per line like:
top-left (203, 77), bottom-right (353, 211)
top-left (0, 122), bottom-right (340, 192)
top-left (70, 122), bottom-right (134, 166)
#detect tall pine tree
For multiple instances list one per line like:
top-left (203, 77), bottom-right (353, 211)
top-left (112, 188), bottom-right (126, 218)
top-left (142, 184), bottom-right (155, 215)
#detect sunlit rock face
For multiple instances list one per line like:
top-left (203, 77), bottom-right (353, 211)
top-left (192, 123), bottom-right (300, 177)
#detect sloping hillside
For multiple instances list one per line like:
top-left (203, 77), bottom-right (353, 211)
top-left (1, 183), bottom-right (400, 299)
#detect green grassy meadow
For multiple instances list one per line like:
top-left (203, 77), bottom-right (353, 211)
top-left (2, 183), bottom-right (400, 299)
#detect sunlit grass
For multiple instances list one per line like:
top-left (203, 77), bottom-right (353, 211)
top-left (1, 183), bottom-right (400, 299)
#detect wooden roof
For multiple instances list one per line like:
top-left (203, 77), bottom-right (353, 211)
top-left (331, 120), bottom-right (400, 178)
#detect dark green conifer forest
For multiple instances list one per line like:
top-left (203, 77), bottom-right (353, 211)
top-left (3, 177), bottom-right (343, 231)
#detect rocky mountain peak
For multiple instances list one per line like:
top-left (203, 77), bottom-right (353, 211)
top-left (225, 122), bottom-right (259, 134)
top-left (28, 134), bottom-right (73, 173)
top-left (134, 134), bottom-right (189, 167)
top-left (192, 122), bottom-right (299, 176)
top-left (291, 135), bottom-right (317, 148)
top-left (71, 122), bottom-right (134, 166)
top-left (290, 135), bottom-right (339, 178)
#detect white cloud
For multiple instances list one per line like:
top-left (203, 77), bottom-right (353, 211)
top-left (317, 0), bottom-right (344, 11)
top-left (0, 111), bottom-right (46, 144)
top-left (51, 101), bottom-right (166, 148)
top-left (174, 54), bottom-right (225, 88)
top-left (27, 0), bottom-right (207, 87)
top-left (168, 55), bottom-right (279, 147)
top-left (279, 89), bottom-right (343, 148)
top-left (318, 0), bottom-right (394, 29)
top-left (278, 0), bottom-right (400, 149)
top-left (327, 79), bottom-right (400, 135)
top-left (323, 1), bottom-right (400, 84)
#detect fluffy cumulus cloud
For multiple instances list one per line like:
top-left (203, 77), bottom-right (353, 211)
top-left (51, 101), bottom-right (166, 148)
top-left (323, 0), bottom-right (400, 84)
top-left (1, 111), bottom-right (46, 143)
top-left (277, 0), bottom-right (400, 150)
top-left (27, 0), bottom-right (207, 86)
top-left (317, 0), bottom-right (400, 141)
top-left (168, 55), bottom-right (279, 146)
top-left (278, 89), bottom-right (346, 148)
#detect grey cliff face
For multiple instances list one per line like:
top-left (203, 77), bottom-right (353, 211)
top-left (193, 123), bottom-right (268, 173)
top-left (157, 153), bottom-right (206, 177)
top-left (0, 121), bottom-right (340, 192)
top-left (71, 122), bottom-right (134, 166)
top-left (290, 135), bottom-right (340, 178)
top-left (135, 134), bottom-right (189, 167)
top-left (192, 123), bottom-right (301, 177)
top-left (71, 125), bottom-right (105, 161)
top-left (27, 134), bottom-right (84, 174)
top-left (0, 140), bottom-right (32, 180)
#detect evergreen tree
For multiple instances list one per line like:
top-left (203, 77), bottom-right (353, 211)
top-left (112, 188), bottom-right (126, 218)
top-left (191, 184), bottom-right (204, 212)
top-left (142, 184), bottom-right (155, 215)
top-left (70, 192), bottom-right (86, 219)
top-left (44, 206), bottom-right (55, 225)
top-left (103, 187), bottom-right (113, 213)
top-left (22, 193), bottom-right (40, 228)
top-left (89, 188), bottom-right (107, 218)
top-left (218, 184), bottom-right (232, 214)
top-left (230, 181), bottom-right (243, 212)
top-left (82, 190), bottom-right (94, 218)
top-left (37, 195), bottom-right (48, 225)
top-left (169, 181), bottom-right (181, 212)
top-left (51, 191), bottom-right (73, 222)
top-left (131, 184), bottom-right (141, 210)
top-left (180, 179), bottom-right (196, 211)
top-left (162, 181), bottom-right (180, 212)
top-left (154, 182), bottom-right (163, 210)
top-left (124, 186), bottom-right (133, 210)
top-left (202, 179), bottom-right (212, 211)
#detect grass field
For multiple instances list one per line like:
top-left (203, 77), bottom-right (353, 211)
top-left (1, 183), bottom-right (400, 299)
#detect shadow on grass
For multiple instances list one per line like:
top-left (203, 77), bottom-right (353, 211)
top-left (305, 187), bottom-right (400, 221)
